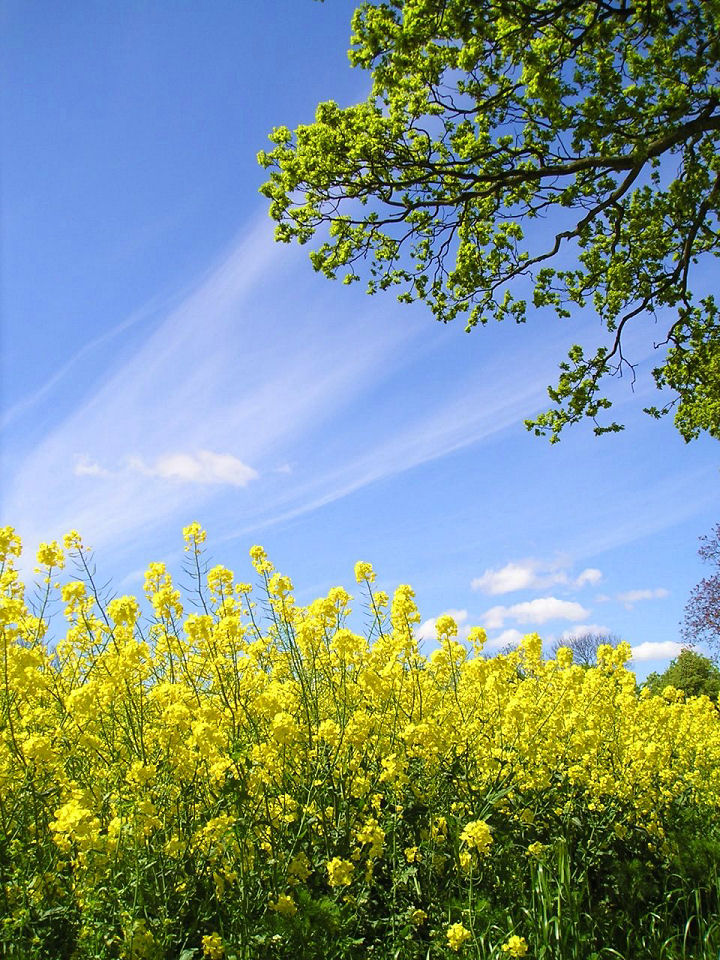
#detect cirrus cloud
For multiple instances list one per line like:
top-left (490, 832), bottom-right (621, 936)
top-left (617, 588), bottom-right (670, 610)
top-left (74, 455), bottom-right (111, 478)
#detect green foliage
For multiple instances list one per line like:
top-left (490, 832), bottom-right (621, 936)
top-left (259, 0), bottom-right (720, 442)
top-left (644, 647), bottom-right (720, 700)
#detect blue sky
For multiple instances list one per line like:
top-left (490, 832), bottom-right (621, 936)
top-left (2, 1), bottom-right (718, 680)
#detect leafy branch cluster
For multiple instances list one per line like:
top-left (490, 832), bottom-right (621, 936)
top-left (259, 0), bottom-right (720, 441)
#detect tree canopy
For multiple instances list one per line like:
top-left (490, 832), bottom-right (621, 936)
top-left (644, 647), bottom-right (720, 700)
top-left (683, 523), bottom-right (720, 651)
top-left (259, 0), bottom-right (720, 442)
top-left (550, 630), bottom-right (621, 667)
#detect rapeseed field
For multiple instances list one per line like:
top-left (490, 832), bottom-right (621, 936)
top-left (1, 525), bottom-right (719, 959)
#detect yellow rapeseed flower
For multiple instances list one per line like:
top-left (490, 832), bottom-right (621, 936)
top-left (288, 851), bottom-right (311, 881)
top-left (183, 521), bottom-right (207, 549)
top-left (269, 893), bottom-right (298, 916)
top-left (447, 922), bottom-right (471, 951)
top-left (354, 560), bottom-right (376, 583)
top-left (326, 857), bottom-right (354, 887)
top-left (249, 544), bottom-right (273, 573)
top-left (435, 613), bottom-right (458, 639)
top-left (201, 932), bottom-right (225, 960)
top-left (460, 819), bottom-right (493, 855)
top-left (62, 529), bottom-right (83, 550)
top-left (0, 525), bottom-right (22, 559)
top-left (501, 934), bottom-right (529, 957)
top-left (36, 540), bottom-right (65, 569)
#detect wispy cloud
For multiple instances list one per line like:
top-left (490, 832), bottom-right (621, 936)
top-left (1, 301), bottom-right (159, 431)
top-left (76, 451), bottom-right (258, 487)
top-left (74, 455), bottom-right (111, 478)
top-left (562, 466), bottom-right (720, 560)
top-left (617, 588), bottom-right (670, 610)
top-left (481, 597), bottom-right (590, 629)
top-left (233, 378), bottom-right (548, 541)
top-left (3, 217), bottom-right (556, 558)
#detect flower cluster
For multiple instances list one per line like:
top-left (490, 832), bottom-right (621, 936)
top-left (1, 525), bottom-right (719, 959)
top-left (502, 935), bottom-right (529, 957)
top-left (446, 923), bottom-right (471, 951)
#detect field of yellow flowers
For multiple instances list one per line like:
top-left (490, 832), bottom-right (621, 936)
top-left (2, 523), bottom-right (720, 959)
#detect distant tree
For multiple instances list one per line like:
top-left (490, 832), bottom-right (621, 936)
top-left (494, 640), bottom-right (520, 658)
top-left (644, 647), bottom-right (720, 699)
top-left (550, 631), bottom-right (620, 667)
top-left (259, 0), bottom-right (720, 442)
top-left (682, 523), bottom-right (720, 652)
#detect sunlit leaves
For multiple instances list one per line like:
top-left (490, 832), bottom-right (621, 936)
top-left (260, 0), bottom-right (720, 441)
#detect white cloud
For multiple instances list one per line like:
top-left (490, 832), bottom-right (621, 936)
top-left (630, 641), bottom-right (684, 663)
top-left (575, 568), bottom-right (602, 588)
top-left (471, 559), bottom-right (568, 595)
top-left (617, 588), bottom-right (670, 610)
top-left (416, 609), bottom-right (469, 642)
top-left (510, 598), bottom-right (590, 625)
top-left (471, 559), bottom-right (603, 595)
top-left (416, 619), bottom-right (437, 642)
top-left (128, 451), bottom-right (258, 488)
top-left (481, 606), bottom-right (509, 630)
top-left (74, 455), bottom-right (110, 478)
top-left (472, 562), bottom-right (542, 594)
top-left (481, 597), bottom-right (589, 629)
